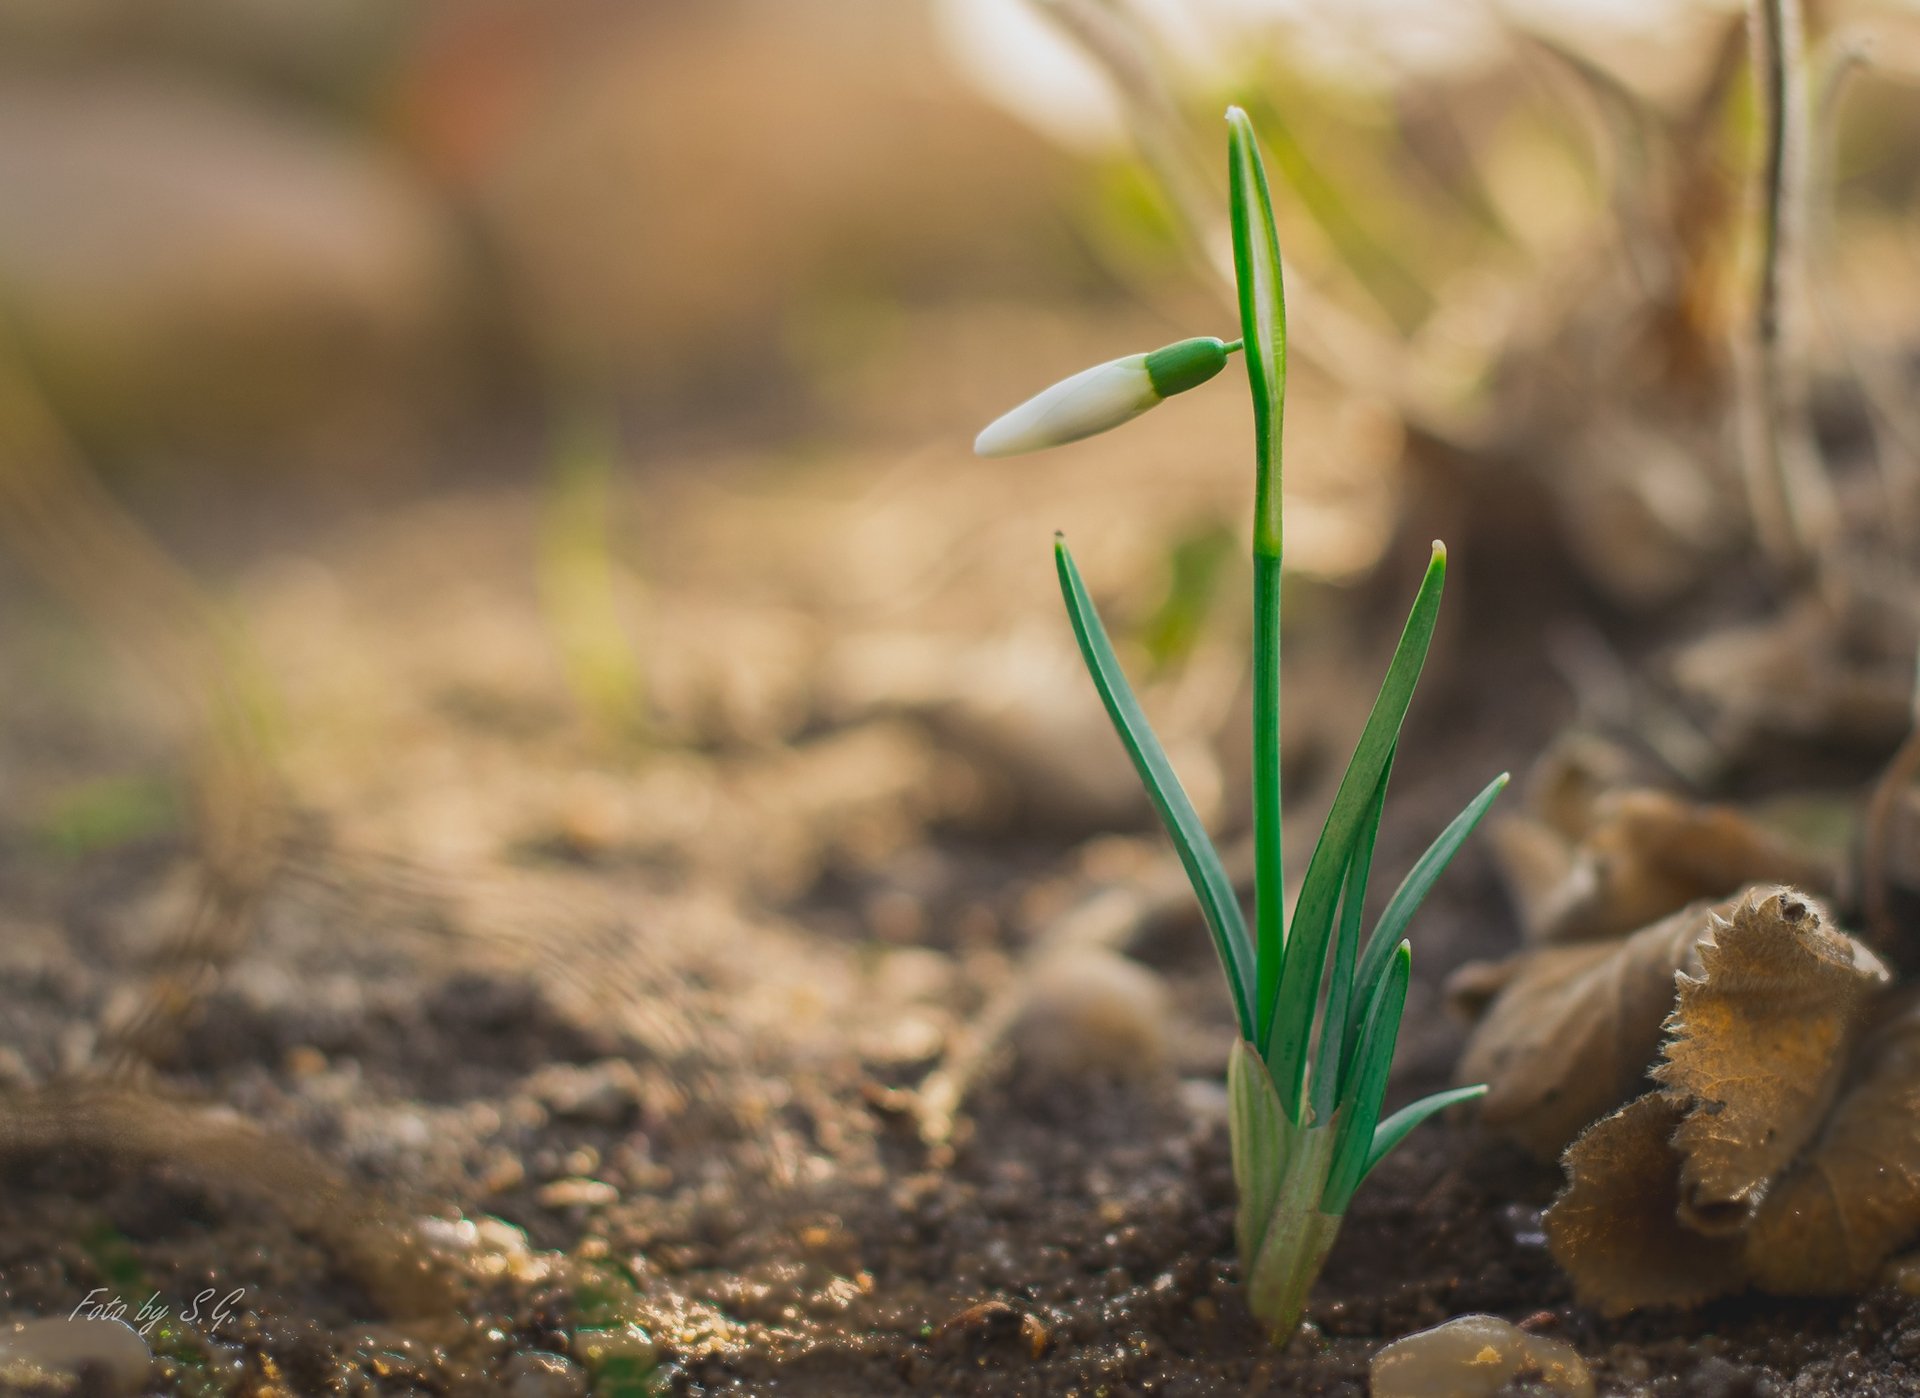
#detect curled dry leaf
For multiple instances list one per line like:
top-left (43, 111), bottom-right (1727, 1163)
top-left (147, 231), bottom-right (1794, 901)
top-left (1453, 894), bottom-right (1721, 1161)
top-left (1656, 888), bottom-right (1888, 1234)
top-left (1547, 1094), bottom-right (1747, 1314)
top-left (1745, 988), bottom-right (1920, 1294)
top-left (1543, 889), bottom-right (1895, 1313)
top-left (1493, 786), bottom-right (1837, 946)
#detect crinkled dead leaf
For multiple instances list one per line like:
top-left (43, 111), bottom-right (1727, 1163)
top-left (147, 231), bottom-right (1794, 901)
top-left (1746, 989), bottom-right (1920, 1294)
top-left (1453, 895), bottom-right (1721, 1161)
top-left (1668, 596), bottom-right (1917, 771)
top-left (1546, 1094), bottom-right (1747, 1315)
top-left (1494, 787), bottom-right (1836, 946)
top-left (1656, 888), bottom-right (1888, 1233)
top-left (1542, 888), bottom-right (1893, 1312)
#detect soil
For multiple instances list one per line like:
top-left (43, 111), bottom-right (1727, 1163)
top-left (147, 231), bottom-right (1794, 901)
top-left (4, 315), bottom-right (1920, 1397)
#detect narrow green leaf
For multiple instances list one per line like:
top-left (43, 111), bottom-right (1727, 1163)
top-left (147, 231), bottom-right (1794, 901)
top-left (1264, 545), bottom-right (1445, 1108)
top-left (1226, 106), bottom-right (1287, 559)
top-left (1229, 106), bottom-right (1289, 1054)
top-left (1055, 536), bottom-right (1256, 1039)
top-left (1228, 1039), bottom-right (1293, 1275)
top-left (1321, 942), bottom-right (1410, 1215)
top-left (1360, 1084), bottom-right (1487, 1187)
top-left (1345, 771), bottom-right (1507, 1077)
top-left (1308, 748), bottom-right (1391, 1126)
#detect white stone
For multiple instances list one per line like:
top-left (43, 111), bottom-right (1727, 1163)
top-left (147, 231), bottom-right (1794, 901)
top-left (0, 1317), bottom-right (152, 1396)
top-left (1372, 1314), bottom-right (1593, 1398)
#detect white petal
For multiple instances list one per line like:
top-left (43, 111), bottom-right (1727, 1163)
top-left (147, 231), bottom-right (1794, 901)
top-left (974, 354), bottom-right (1157, 457)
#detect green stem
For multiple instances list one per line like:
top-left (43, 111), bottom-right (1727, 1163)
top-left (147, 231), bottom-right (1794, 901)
top-left (1252, 550), bottom-right (1284, 1048)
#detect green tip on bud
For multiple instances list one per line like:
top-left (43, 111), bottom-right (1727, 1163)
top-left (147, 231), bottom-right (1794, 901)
top-left (1144, 336), bottom-right (1233, 399)
top-left (974, 336), bottom-right (1234, 458)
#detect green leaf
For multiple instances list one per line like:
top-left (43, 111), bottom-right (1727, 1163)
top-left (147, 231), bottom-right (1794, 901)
top-left (1321, 941), bottom-right (1411, 1215)
top-left (1228, 106), bottom-right (1289, 1052)
top-left (1228, 1039), bottom-right (1294, 1275)
top-left (1308, 748), bottom-right (1392, 1126)
top-left (1055, 535), bottom-right (1257, 1040)
top-left (1264, 544), bottom-right (1445, 1108)
top-left (1346, 770), bottom-right (1507, 1076)
top-left (1361, 1084), bottom-right (1487, 1187)
top-left (1226, 106), bottom-right (1286, 558)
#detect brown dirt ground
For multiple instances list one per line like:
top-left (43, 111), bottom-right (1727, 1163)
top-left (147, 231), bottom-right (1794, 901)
top-left (5, 316), bottom-right (1920, 1397)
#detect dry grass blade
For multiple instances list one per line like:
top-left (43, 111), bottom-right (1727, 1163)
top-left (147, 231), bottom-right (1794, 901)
top-left (0, 337), bottom-right (285, 1071)
top-left (1735, 0), bottom-right (1836, 578)
top-left (1862, 717), bottom-right (1920, 968)
top-left (0, 1085), bottom-right (452, 1317)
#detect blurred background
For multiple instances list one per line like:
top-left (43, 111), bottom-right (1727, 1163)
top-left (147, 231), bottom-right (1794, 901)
top-left (8, 0), bottom-right (1920, 1390)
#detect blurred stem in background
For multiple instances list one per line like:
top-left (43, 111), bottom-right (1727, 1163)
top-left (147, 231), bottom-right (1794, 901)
top-left (1023, 0), bottom-right (1467, 443)
top-left (538, 407), bottom-right (648, 745)
top-left (1738, 0), bottom-right (1837, 584)
top-left (0, 326), bottom-right (287, 1071)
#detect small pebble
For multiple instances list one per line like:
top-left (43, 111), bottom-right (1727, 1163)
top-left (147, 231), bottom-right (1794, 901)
top-left (573, 1324), bottom-right (654, 1374)
top-left (1009, 948), bottom-right (1168, 1083)
top-left (1883, 1251), bottom-right (1920, 1296)
top-left (1372, 1313), bottom-right (1593, 1398)
top-left (536, 1178), bottom-right (619, 1209)
top-left (931, 1300), bottom-right (1041, 1358)
top-left (525, 1061), bottom-right (644, 1126)
top-left (503, 1349), bottom-right (588, 1398)
top-left (0, 1317), bottom-right (152, 1396)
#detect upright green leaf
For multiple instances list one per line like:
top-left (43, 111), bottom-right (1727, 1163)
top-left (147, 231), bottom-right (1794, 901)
top-left (1361, 1084), bottom-right (1488, 1187)
top-left (1321, 941), bottom-right (1411, 1215)
top-left (1345, 771), bottom-right (1507, 1076)
top-left (1228, 107), bottom-right (1290, 1049)
top-left (1309, 750), bottom-right (1391, 1126)
top-left (1264, 546), bottom-right (1445, 1107)
top-left (1226, 106), bottom-right (1287, 555)
top-left (1055, 536), bottom-right (1256, 1040)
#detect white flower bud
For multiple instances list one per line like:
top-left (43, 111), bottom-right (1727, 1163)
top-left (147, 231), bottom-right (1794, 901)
top-left (974, 353), bottom-right (1157, 457)
top-left (974, 336), bottom-right (1232, 458)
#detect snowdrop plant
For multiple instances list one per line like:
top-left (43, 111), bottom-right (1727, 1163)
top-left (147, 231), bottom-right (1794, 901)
top-left (977, 108), bottom-right (1506, 1344)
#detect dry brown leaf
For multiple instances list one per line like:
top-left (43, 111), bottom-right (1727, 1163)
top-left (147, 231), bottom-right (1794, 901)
top-left (1668, 596), bottom-right (1916, 769)
top-left (1454, 895), bottom-right (1721, 1161)
top-left (1656, 889), bottom-right (1888, 1234)
top-left (1746, 989), bottom-right (1920, 1294)
top-left (1499, 789), bottom-right (1836, 945)
top-left (1545, 1094), bottom-right (1747, 1315)
top-left (1542, 888), bottom-right (1895, 1313)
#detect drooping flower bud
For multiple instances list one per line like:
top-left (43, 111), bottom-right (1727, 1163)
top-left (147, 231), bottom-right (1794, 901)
top-left (974, 336), bottom-right (1233, 457)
